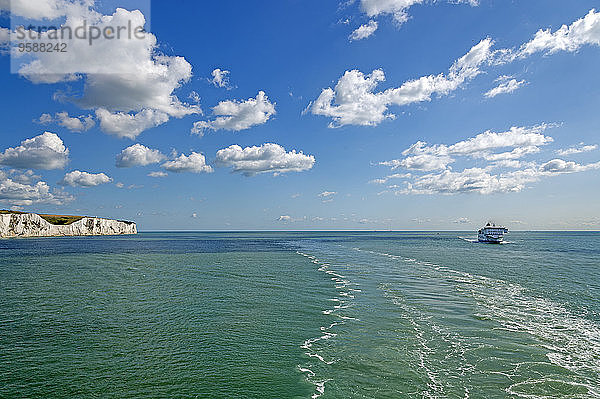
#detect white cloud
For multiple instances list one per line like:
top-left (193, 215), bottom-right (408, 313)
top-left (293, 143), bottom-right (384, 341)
top-left (357, 0), bottom-right (478, 27)
top-left (519, 9), bottom-right (600, 57)
top-left (3, 169), bottom-right (41, 185)
top-left (210, 68), bottom-right (232, 88)
top-left (95, 109), bottom-right (170, 139)
top-left (193, 91), bottom-right (276, 133)
top-left (277, 215), bottom-right (292, 222)
top-left (359, 0), bottom-right (423, 24)
top-left (484, 76), bottom-right (526, 98)
top-left (369, 172), bottom-right (411, 184)
top-left (379, 124), bottom-right (553, 176)
top-left (161, 152), bottom-right (213, 174)
top-left (116, 144), bottom-right (165, 168)
top-left (349, 20), bottom-right (378, 41)
top-left (58, 170), bottom-right (112, 187)
top-left (13, 7), bottom-right (200, 137)
top-left (0, 0), bottom-right (94, 19)
top-left (385, 157), bottom-right (600, 196)
top-left (484, 146), bottom-right (542, 161)
top-left (400, 167), bottom-right (541, 195)
top-left (38, 112), bottom-right (95, 132)
top-left (381, 154), bottom-right (454, 171)
top-left (0, 169), bottom-right (72, 206)
top-left (0, 132), bottom-right (69, 170)
top-left (316, 10), bottom-right (600, 127)
top-left (540, 159), bottom-right (600, 174)
top-left (401, 124), bottom-right (552, 158)
top-left (215, 143), bottom-right (315, 176)
top-left (447, 125), bottom-right (553, 155)
top-left (556, 143), bottom-right (598, 156)
top-left (318, 191), bottom-right (337, 197)
top-left (374, 124), bottom-right (600, 196)
top-left (309, 39), bottom-right (493, 127)
top-left (148, 171), bottom-right (168, 178)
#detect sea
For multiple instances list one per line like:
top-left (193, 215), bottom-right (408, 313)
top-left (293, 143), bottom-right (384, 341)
top-left (1, 231), bottom-right (599, 398)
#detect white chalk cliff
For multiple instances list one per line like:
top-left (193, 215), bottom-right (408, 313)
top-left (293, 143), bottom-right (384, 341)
top-left (0, 213), bottom-right (137, 238)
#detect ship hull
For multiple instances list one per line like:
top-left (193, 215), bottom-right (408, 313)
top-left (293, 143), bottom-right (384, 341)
top-left (478, 238), bottom-right (504, 244)
top-left (478, 234), bottom-right (504, 244)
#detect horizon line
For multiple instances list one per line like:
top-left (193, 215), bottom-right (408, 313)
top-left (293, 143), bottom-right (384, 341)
top-left (135, 229), bottom-right (600, 233)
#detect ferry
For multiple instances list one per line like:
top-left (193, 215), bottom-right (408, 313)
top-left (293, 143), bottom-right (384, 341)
top-left (478, 222), bottom-right (509, 244)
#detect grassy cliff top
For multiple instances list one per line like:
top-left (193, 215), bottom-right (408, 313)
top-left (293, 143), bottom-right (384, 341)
top-left (39, 214), bottom-right (85, 225)
top-left (0, 211), bottom-right (133, 226)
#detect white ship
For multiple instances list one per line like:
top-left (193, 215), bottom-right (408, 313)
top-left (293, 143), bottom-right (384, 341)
top-left (478, 222), bottom-right (509, 244)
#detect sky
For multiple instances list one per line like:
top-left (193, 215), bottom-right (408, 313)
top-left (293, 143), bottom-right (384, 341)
top-left (0, 0), bottom-right (599, 231)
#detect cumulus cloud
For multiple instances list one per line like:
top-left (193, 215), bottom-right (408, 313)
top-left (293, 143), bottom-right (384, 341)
top-left (316, 10), bottom-right (600, 127)
top-left (518, 9), bottom-right (600, 57)
top-left (0, 167), bottom-right (73, 206)
top-left (380, 124), bottom-right (553, 173)
top-left (95, 109), bottom-right (170, 139)
top-left (484, 76), bottom-right (526, 98)
top-left (318, 191), bottom-right (337, 198)
top-left (148, 171), bottom-right (168, 178)
top-left (193, 91), bottom-right (276, 134)
top-left (539, 159), bottom-right (600, 174)
top-left (359, 0), bottom-right (422, 24)
top-left (12, 6), bottom-right (200, 137)
top-left (400, 159), bottom-right (600, 195)
top-left (400, 167), bottom-right (538, 195)
top-left (349, 20), bottom-right (378, 41)
top-left (0, 0), bottom-right (94, 19)
top-left (161, 152), bottom-right (213, 174)
top-left (411, 124), bottom-right (551, 156)
top-left (58, 170), bottom-right (112, 187)
top-left (0, 132), bottom-right (69, 170)
top-left (215, 143), bottom-right (315, 176)
top-left (381, 154), bottom-right (454, 171)
top-left (115, 144), bottom-right (165, 168)
top-left (369, 173), bottom-right (411, 185)
top-left (309, 39), bottom-right (493, 127)
top-left (375, 124), bottom-right (600, 195)
top-left (355, 0), bottom-right (478, 31)
top-left (210, 68), bottom-right (232, 88)
top-left (3, 169), bottom-right (41, 185)
top-left (38, 112), bottom-right (95, 132)
top-left (556, 143), bottom-right (598, 156)
top-left (277, 215), bottom-right (293, 222)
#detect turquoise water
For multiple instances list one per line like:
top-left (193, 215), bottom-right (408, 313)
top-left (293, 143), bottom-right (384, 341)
top-left (1, 232), bottom-right (599, 398)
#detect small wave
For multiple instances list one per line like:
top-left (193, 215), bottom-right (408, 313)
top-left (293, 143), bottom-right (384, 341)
top-left (458, 236), bottom-right (515, 245)
top-left (312, 379), bottom-right (331, 399)
top-left (353, 246), bottom-right (600, 397)
top-left (507, 378), bottom-right (593, 398)
top-left (296, 250), bottom-right (361, 399)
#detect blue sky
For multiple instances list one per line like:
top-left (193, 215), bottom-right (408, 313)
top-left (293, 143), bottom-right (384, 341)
top-left (0, 0), bottom-right (599, 230)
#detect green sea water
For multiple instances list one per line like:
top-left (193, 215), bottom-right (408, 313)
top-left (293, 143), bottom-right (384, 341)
top-left (1, 232), bottom-right (599, 398)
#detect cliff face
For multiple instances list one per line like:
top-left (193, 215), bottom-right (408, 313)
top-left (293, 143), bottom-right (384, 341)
top-left (0, 213), bottom-right (137, 238)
